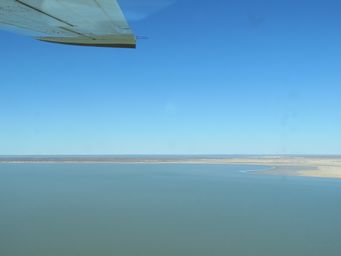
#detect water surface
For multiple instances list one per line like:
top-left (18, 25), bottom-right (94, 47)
top-left (1, 164), bottom-right (341, 256)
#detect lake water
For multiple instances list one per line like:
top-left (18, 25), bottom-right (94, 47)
top-left (1, 163), bottom-right (341, 256)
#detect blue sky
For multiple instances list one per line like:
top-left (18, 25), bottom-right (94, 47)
top-left (1, 0), bottom-right (341, 155)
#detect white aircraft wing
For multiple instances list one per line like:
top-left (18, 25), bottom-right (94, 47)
top-left (0, 0), bottom-right (136, 48)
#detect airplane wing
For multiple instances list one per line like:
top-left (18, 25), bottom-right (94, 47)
top-left (0, 0), bottom-right (136, 48)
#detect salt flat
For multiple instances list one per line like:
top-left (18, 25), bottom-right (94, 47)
top-left (1, 155), bottom-right (341, 179)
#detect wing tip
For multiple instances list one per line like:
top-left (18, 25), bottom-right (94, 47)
top-left (38, 37), bottom-right (136, 49)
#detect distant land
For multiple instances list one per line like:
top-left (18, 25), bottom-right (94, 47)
top-left (1, 155), bottom-right (341, 179)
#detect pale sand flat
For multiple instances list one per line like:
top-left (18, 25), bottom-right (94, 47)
top-left (298, 166), bottom-right (341, 179)
top-left (1, 156), bottom-right (341, 179)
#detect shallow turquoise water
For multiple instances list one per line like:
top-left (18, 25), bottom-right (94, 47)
top-left (1, 164), bottom-right (341, 256)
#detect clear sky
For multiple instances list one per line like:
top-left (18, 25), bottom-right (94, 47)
top-left (1, 0), bottom-right (341, 155)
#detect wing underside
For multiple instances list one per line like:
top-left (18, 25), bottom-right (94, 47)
top-left (0, 0), bottom-right (136, 48)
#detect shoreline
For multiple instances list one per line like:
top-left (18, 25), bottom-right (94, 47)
top-left (1, 156), bottom-right (341, 179)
